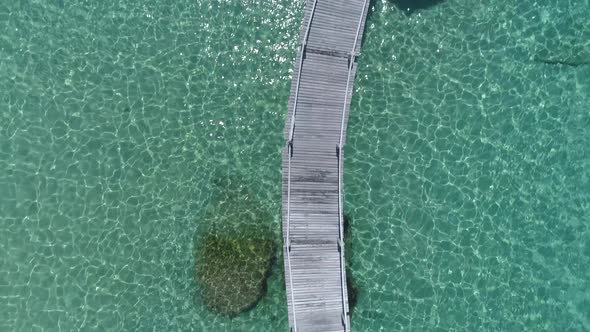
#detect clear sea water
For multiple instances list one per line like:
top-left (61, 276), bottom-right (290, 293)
top-left (1, 0), bottom-right (589, 331)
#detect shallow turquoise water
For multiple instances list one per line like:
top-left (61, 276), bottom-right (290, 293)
top-left (347, 0), bottom-right (590, 330)
top-left (1, 0), bottom-right (589, 331)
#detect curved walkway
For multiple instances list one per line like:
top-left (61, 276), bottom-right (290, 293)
top-left (282, 0), bottom-right (370, 331)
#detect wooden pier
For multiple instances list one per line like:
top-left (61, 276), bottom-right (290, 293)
top-left (282, 0), bottom-right (370, 331)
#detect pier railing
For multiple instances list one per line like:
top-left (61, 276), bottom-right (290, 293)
top-left (285, 1), bottom-right (319, 331)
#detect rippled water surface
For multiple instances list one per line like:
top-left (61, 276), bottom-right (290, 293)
top-left (1, 0), bottom-right (589, 331)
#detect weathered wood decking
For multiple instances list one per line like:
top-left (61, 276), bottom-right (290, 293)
top-left (282, 0), bottom-right (369, 331)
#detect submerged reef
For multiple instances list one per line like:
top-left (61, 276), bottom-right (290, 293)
top-left (344, 214), bottom-right (359, 315)
top-left (391, 0), bottom-right (445, 15)
top-left (194, 175), bottom-right (277, 316)
top-left (346, 269), bottom-right (359, 315)
top-left (196, 235), bottom-right (276, 316)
